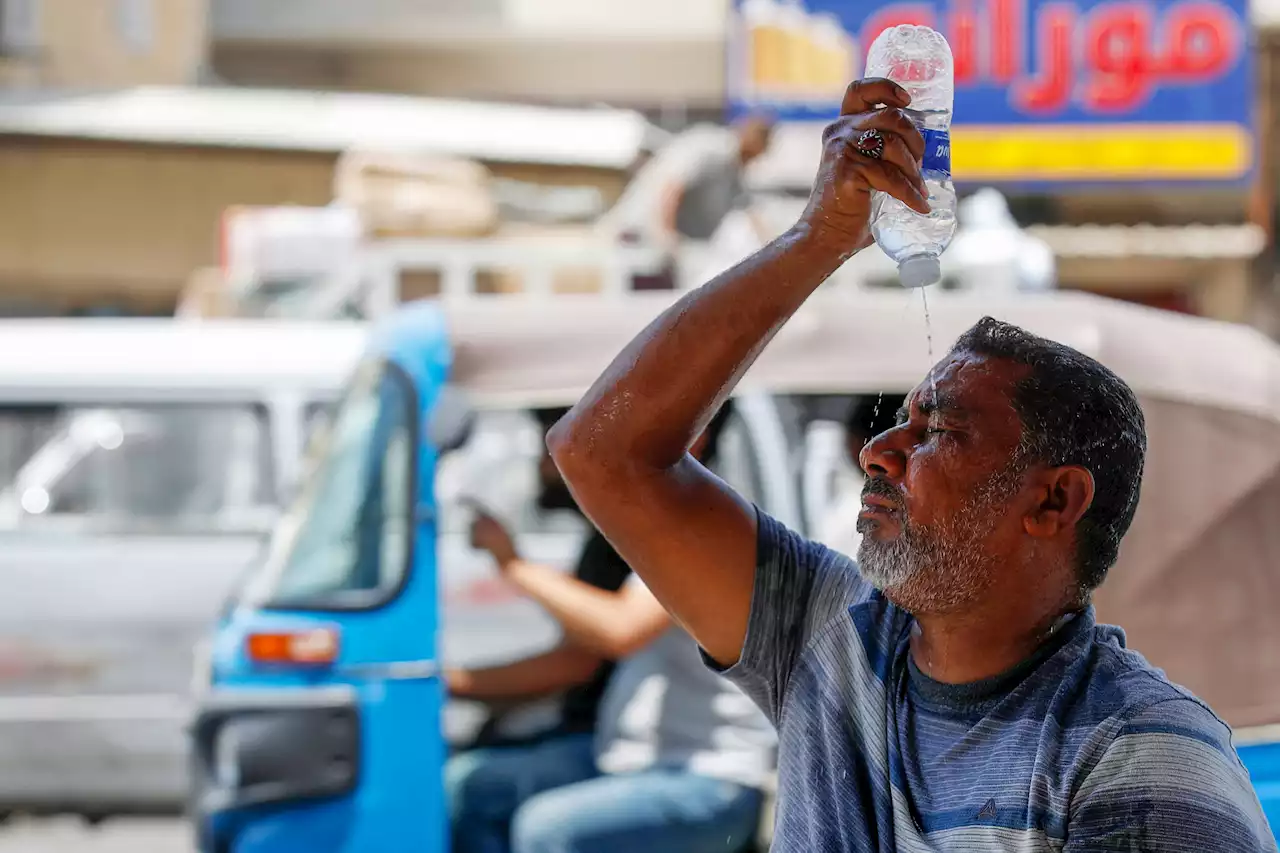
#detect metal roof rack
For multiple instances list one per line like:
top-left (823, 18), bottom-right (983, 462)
top-left (219, 205), bottom-right (673, 320)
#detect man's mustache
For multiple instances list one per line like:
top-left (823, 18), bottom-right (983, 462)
top-left (861, 477), bottom-right (904, 509)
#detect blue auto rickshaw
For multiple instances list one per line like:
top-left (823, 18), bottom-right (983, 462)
top-left (190, 304), bottom-right (463, 853)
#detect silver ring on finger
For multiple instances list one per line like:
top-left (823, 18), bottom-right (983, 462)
top-left (854, 128), bottom-right (885, 160)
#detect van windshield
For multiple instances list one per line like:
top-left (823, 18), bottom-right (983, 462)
top-left (0, 402), bottom-right (277, 534)
top-left (246, 358), bottom-right (414, 608)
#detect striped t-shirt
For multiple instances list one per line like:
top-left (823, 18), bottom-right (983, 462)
top-left (713, 511), bottom-right (1277, 852)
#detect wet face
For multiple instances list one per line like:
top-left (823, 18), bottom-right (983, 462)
top-left (855, 352), bottom-right (1033, 614)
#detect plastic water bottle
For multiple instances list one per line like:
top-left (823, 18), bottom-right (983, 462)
top-left (866, 25), bottom-right (957, 289)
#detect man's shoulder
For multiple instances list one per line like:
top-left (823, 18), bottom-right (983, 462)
top-left (1076, 621), bottom-right (1216, 726)
top-left (1067, 658), bottom-right (1272, 850)
top-left (753, 512), bottom-right (913, 683)
top-left (756, 511), bottom-right (875, 609)
top-left (1039, 623), bottom-right (1272, 847)
top-left (756, 510), bottom-right (857, 573)
top-left (1069, 621), bottom-right (1241, 777)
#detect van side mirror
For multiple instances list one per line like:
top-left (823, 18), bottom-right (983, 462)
top-left (427, 385), bottom-right (474, 455)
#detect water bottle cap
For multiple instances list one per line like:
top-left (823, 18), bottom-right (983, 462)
top-left (898, 255), bottom-right (942, 288)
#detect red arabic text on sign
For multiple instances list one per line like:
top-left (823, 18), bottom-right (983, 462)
top-left (863, 0), bottom-right (1243, 115)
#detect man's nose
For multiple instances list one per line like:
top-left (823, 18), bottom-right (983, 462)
top-left (859, 427), bottom-right (907, 480)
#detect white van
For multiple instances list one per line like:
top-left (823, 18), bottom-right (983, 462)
top-left (0, 319), bottom-right (364, 815)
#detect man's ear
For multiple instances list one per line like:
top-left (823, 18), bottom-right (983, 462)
top-left (1024, 466), bottom-right (1094, 539)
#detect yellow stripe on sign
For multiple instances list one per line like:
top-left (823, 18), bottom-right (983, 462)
top-left (951, 123), bottom-right (1253, 181)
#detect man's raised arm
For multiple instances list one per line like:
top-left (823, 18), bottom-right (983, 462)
top-left (548, 80), bottom-right (928, 667)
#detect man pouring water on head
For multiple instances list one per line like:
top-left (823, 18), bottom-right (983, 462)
top-left (546, 77), bottom-right (1276, 852)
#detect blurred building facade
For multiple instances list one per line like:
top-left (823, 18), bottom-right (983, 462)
top-left (0, 86), bottom-right (652, 315)
top-left (212, 0), bottom-right (1280, 329)
top-left (0, 0), bottom-right (207, 88)
top-left (0, 0), bottom-right (1274, 329)
top-left (208, 0), bottom-right (727, 110)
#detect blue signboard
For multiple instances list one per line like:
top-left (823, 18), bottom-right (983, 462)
top-left (727, 0), bottom-right (1254, 184)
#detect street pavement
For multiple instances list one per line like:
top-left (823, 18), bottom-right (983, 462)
top-left (0, 817), bottom-right (190, 852)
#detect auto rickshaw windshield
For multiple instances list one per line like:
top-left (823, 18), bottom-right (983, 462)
top-left (241, 357), bottom-right (415, 610)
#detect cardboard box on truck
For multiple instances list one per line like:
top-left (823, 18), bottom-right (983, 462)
top-left (334, 150), bottom-right (499, 239)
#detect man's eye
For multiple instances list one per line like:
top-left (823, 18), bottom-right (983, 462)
top-left (925, 427), bottom-right (947, 436)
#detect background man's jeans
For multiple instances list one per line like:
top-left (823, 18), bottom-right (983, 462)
top-left (447, 732), bottom-right (762, 853)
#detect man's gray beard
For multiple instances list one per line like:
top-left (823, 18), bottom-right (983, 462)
top-left (855, 465), bottom-right (1024, 614)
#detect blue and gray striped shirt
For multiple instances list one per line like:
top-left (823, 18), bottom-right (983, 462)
top-left (714, 511), bottom-right (1277, 851)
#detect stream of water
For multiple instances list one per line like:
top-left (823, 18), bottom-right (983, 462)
top-left (921, 286), bottom-right (937, 405)
top-left (864, 288), bottom-right (940, 436)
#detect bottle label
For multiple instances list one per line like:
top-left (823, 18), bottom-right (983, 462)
top-left (921, 129), bottom-right (951, 178)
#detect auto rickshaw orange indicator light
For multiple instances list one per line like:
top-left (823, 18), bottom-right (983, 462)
top-left (246, 628), bottom-right (340, 665)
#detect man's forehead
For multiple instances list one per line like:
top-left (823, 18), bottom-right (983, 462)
top-left (904, 352), bottom-right (1026, 416)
